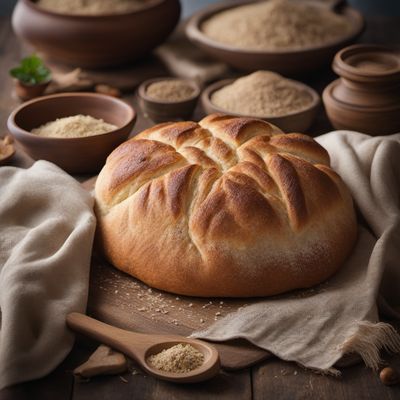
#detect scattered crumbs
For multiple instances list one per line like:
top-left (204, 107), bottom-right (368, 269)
top-left (294, 371), bottom-right (298, 375)
top-left (126, 293), bottom-right (130, 296)
top-left (171, 305), bottom-right (175, 308)
top-left (215, 312), bottom-right (221, 316)
top-left (119, 376), bottom-right (128, 383)
top-left (138, 307), bottom-right (146, 312)
top-left (188, 303), bottom-right (193, 307)
top-left (179, 307), bottom-right (183, 311)
top-left (114, 290), bottom-right (119, 294)
top-left (131, 369), bottom-right (140, 376)
top-left (176, 297), bottom-right (180, 300)
top-left (161, 310), bottom-right (169, 314)
top-left (220, 301), bottom-right (224, 305)
top-left (155, 308), bottom-right (161, 312)
top-left (200, 318), bottom-right (205, 323)
top-left (219, 305), bottom-right (223, 309)
top-left (274, 375), bottom-right (278, 378)
top-left (137, 294), bottom-right (143, 298)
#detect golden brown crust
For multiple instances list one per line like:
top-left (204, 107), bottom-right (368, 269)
top-left (95, 114), bottom-right (357, 297)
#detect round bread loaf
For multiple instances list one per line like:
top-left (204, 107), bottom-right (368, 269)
top-left (95, 114), bottom-right (357, 297)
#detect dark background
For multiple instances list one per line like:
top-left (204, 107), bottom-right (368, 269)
top-left (1, 0), bottom-right (400, 17)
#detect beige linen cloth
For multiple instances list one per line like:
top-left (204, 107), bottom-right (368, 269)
top-left (194, 131), bottom-right (400, 373)
top-left (0, 161), bottom-right (96, 390)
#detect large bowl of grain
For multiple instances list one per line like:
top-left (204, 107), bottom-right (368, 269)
top-left (186, 0), bottom-right (364, 75)
top-left (7, 92), bottom-right (136, 174)
top-left (12, 0), bottom-right (180, 68)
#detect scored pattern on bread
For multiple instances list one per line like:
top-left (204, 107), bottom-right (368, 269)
top-left (95, 114), bottom-right (357, 297)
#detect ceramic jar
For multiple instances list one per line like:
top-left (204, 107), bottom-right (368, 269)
top-left (323, 44), bottom-right (400, 134)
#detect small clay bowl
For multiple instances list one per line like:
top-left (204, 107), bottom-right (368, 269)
top-left (185, 0), bottom-right (364, 75)
top-left (138, 78), bottom-right (201, 122)
top-left (7, 92), bottom-right (136, 174)
top-left (323, 44), bottom-right (400, 134)
top-left (202, 78), bottom-right (320, 133)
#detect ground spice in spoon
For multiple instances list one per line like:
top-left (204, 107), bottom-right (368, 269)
top-left (147, 343), bottom-right (204, 373)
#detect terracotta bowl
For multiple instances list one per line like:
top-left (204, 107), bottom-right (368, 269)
top-left (7, 92), bottom-right (136, 174)
top-left (138, 77), bottom-right (201, 122)
top-left (323, 44), bottom-right (400, 134)
top-left (186, 0), bottom-right (364, 75)
top-left (12, 0), bottom-right (180, 68)
top-left (202, 79), bottom-right (320, 133)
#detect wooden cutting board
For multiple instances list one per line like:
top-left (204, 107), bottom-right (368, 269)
top-left (87, 253), bottom-right (271, 370)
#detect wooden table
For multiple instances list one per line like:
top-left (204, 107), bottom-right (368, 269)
top-left (1, 14), bottom-right (400, 400)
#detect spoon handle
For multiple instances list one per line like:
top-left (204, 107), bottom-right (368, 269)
top-left (66, 312), bottom-right (148, 359)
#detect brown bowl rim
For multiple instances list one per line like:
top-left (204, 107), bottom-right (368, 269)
top-left (7, 92), bottom-right (136, 142)
top-left (202, 77), bottom-right (320, 121)
top-left (23, 0), bottom-right (168, 19)
top-left (186, 0), bottom-right (365, 56)
top-left (138, 77), bottom-right (201, 105)
top-left (333, 44), bottom-right (400, 80)
top-left (322, 79), bottom-right (400, 112)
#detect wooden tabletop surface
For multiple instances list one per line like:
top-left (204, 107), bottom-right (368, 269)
top-left (1, 13), bottom-right (400, 400)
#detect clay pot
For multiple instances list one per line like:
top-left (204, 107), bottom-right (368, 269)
top-left (323, 44), bottom-right (400, 134)
top-left (13, 78), bottom-right (51, 101)
top-left (12, 0), bottom-right (180, 68)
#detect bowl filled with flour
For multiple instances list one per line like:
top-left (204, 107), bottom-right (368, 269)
top-left (202, 71), bottom-right (320, 132)
top-left (7, 92), bottom-right (136, 174)
top-left (186, 0), bottom-right (364, 74)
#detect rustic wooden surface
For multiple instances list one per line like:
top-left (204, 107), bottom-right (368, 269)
top-left (1, 14), bottom-right (400, 400)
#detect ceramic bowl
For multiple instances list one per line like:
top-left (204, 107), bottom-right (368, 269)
top-left (12, 0), bottom-right (180, 68)
top-left (201, 78), bottom-right (320, 133)
top-left (185, 0), bottom-right (364, 75)
top-left (138, 77), bottom-right (201, 122)
top-left (323, 44), bottom-right (400, 134)
top-left (7, 92), bottom-right (136, 174)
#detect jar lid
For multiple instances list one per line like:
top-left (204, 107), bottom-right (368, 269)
top-left (333, 44), bottom-right (400, 84)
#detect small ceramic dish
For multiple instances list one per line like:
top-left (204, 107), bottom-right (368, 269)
top-left (0, 136), bottom-right (16, 165)
top-left (138, 77), bottom-right (201, 122)
top-left (201, 78), bottom-right (320, 133)
top-left (185, 0), bottom-right (364, 75)
top-left (323, 44), bottom-right (400, 134)
top-left (7, 92), bottom-right (136, 174)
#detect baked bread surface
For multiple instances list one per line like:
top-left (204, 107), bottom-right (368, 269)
top-left (95, 114), bottom-right (357, 297)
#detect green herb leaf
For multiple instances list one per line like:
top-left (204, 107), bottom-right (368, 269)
top-left (9, 54), bottom-right (51, 85)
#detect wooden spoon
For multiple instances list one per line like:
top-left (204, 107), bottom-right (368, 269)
top-left (66, 312), bottom-right (220, 383)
